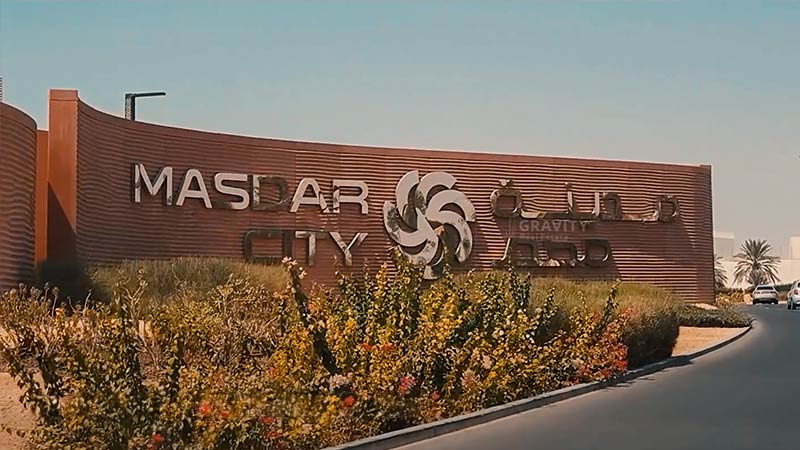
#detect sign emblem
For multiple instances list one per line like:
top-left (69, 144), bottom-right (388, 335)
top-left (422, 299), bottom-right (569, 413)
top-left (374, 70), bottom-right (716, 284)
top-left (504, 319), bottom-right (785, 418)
top-left (382, 170), bottom-right (476, 279)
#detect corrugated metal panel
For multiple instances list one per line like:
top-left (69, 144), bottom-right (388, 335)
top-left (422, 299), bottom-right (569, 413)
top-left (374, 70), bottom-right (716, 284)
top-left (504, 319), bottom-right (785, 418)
top-left (75, 100), bottom-right (714, 301)
top-left (0, 102), bottom-right (37, 290)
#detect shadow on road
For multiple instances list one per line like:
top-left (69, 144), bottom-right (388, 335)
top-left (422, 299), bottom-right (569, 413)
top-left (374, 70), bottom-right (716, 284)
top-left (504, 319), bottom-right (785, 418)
top-left (607, 357), bottom-right (695, 390)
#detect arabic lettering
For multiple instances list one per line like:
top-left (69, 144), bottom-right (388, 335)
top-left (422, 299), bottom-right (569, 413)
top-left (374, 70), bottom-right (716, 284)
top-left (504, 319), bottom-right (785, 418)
top-left (490, 179), bottom-right (679, 222)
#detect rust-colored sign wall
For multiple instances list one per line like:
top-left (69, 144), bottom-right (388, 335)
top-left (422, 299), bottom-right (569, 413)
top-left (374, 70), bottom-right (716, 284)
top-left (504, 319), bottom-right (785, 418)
top-left (0, 102), bottom-right (38, 291)
top-left (45, 89), bottom-right (714, 301)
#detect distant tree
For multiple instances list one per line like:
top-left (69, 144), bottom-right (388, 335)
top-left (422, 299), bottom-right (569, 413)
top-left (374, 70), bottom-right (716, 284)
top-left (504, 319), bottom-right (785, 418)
top-left (714, 253), bottom-right (728, 291)
top-left (733, 239), bottom-right (781, 287)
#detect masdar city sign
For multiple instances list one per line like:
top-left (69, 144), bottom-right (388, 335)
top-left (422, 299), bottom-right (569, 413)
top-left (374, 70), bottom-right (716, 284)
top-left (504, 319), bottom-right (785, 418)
top-left (132, 164), bottom-right (680, 279)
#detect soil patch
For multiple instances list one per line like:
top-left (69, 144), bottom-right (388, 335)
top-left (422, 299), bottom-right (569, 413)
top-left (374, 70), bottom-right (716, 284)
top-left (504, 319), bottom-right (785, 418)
top-left (672, 326), bottom-right (746, 356)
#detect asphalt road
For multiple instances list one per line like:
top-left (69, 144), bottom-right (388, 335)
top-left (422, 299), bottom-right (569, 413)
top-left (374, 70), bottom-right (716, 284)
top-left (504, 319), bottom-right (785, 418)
top-left (398, 304), bottom-right (800, 450)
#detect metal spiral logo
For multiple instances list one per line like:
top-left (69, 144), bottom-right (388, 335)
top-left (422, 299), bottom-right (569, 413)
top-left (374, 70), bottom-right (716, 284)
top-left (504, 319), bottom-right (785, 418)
top-left (382, 170), bottom-right (476, 279)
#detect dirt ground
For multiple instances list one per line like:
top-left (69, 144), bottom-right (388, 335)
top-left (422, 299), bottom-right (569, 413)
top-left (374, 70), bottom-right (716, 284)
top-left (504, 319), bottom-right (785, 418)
top-left (0, 373), bottom-right (35, 450)
top-left (0, 325), bottom-right (747, 448)
top-left (690, 302), bottom-right (718, 310)
top-left (672, 326), bottom-right (746, 356)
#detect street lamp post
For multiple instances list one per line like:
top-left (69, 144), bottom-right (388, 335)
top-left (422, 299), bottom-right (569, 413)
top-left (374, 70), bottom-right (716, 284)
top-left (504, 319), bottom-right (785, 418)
top-left (124, 91), bottom-right (166, 121)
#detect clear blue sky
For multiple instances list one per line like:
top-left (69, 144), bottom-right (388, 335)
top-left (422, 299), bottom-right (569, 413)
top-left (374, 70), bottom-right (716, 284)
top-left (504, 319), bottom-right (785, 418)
top-left (1, 1), bottom-right (798, 255)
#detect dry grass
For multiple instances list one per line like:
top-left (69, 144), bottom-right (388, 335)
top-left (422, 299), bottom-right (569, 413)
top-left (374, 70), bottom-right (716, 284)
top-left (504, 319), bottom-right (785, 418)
top-left (90, 257), bottom-right (288, 302)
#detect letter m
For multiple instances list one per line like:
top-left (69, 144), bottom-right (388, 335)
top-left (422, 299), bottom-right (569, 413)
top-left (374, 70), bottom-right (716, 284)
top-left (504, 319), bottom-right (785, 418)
top-left (133, 163), bottom-right (173, 205)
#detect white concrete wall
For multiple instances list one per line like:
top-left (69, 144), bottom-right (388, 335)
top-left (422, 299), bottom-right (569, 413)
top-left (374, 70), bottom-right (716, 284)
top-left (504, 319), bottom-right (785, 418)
top-left (716, 234), bottom-right (800, 288)
top-left (778, 259), bottom-right (800, 285)
top-left (714, 232), bottom-right (735, 260)
top-left (719, 258), bottom-right (800, 288)
top-left (791, 237), bottom-right (800, 259)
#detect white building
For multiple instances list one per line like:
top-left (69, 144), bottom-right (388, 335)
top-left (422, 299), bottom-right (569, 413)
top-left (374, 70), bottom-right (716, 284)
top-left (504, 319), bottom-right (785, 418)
top-left (713, 231), bottom-right (736, 260)
top-left (716, 233), bottom-right (800, 288)
top-left (791, 237), bottom-right (800, 259)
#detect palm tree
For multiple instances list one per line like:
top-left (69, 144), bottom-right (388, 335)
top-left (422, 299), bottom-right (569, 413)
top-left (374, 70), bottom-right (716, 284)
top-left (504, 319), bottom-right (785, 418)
top-left (733, 239), bottom-right (781, 287)
top-left (714, 253), bottom-right (728, 291)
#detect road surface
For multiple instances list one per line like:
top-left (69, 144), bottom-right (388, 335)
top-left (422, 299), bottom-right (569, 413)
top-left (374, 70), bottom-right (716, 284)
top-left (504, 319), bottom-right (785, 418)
top-left (399, 305), bottom-right (800, 450)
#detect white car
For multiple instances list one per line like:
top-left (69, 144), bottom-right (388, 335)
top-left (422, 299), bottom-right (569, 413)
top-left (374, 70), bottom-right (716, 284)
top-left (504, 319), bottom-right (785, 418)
top-left (787, 280), bottom-right (800, 310)
top-left (751, 285), bottom-right (778, 305)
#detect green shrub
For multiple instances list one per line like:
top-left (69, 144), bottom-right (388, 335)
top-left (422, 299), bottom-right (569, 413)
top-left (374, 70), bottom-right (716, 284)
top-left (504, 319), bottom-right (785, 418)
top-left (678, 305), bottom-right (752, 328)
top-left (0, 256), bottom-right (680, 449)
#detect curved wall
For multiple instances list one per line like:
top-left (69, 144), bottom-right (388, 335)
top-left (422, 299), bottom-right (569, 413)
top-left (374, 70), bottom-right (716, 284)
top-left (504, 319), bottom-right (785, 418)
top-left (0, 102), bottom-right (38, 291)
top-left (49, 91), bottom-right (713, 301)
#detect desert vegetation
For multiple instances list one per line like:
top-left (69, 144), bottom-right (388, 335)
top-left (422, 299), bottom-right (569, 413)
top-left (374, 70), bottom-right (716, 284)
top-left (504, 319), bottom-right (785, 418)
top-left (0, 256), bottom-right (740, 449)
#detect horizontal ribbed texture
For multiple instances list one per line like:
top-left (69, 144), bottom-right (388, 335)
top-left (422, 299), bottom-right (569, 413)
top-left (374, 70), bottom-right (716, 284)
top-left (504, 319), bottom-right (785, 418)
top-left (76, 100), bottom-right (713, 301)
top-left (0, 102), bottom-right (37, 291)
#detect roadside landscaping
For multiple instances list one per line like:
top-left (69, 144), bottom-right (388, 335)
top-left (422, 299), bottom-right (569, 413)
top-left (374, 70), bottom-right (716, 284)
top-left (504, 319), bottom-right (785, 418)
top-left (678, 303), bottom-right (751, 328)
top-left (671, 292), bottom-right (751, 358)
top-left (0, 257), bottom-right (745, 450)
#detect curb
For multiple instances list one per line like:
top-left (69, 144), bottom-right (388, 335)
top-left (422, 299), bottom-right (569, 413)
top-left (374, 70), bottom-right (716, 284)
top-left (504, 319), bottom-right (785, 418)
top-left (325, 324), bottom-right (752, 450)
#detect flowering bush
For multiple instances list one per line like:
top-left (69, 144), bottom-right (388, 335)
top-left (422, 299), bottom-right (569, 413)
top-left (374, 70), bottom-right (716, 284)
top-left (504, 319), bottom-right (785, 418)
top-left (0, 256), bottom-right (679, 449)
